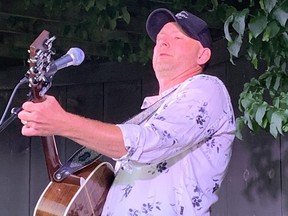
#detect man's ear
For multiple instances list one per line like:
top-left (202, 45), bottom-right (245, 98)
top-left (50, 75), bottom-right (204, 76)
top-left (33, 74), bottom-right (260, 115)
top-left (197, 48), bottom-right (211, 65)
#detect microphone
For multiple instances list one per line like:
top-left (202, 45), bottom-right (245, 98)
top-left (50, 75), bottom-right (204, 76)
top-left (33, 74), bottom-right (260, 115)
top-left (46, 47), bottom-right (85, 77)
top-left (20, 48), bottom-right (85, 85)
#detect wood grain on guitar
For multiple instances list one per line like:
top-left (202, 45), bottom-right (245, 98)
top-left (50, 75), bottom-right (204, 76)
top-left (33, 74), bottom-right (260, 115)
top-left (27, 30), bottom-right (114, 216)
top-left (34, 161), bottom-right (114, 216)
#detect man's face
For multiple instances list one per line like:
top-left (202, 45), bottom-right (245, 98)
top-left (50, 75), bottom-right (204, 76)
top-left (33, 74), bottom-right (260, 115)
top-left (152, 22), bottom-right (203, 80)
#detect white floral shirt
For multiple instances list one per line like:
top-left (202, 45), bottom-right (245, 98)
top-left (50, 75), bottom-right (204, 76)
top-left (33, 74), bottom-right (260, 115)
top-left (101, 74), bottom-right (236, 216)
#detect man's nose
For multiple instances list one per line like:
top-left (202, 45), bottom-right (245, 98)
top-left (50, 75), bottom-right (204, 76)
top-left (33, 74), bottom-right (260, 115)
top-left (157, 38), bottom-right (169, 48)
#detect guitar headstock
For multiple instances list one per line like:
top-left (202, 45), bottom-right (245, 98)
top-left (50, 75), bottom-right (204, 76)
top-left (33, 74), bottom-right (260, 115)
top-left (26, 30), bottom-right (56, 101)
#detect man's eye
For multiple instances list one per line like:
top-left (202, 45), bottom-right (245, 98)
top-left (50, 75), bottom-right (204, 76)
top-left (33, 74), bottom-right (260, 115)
top-left (156, 38), bottom-right (162, 43)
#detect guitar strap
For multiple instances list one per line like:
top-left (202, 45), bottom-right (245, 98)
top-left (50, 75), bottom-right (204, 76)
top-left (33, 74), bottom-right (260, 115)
top-left (53, 91), bottom-right (174, 182)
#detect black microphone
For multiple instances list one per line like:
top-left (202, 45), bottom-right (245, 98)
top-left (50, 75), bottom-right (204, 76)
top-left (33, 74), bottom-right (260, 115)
top-left (46, 47), bottom-right (85, 77)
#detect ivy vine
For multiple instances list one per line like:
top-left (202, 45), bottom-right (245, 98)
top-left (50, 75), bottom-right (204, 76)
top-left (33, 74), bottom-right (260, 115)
top-left (4, 0), bottom-right (288, 139)
top-left (224, 0), bottom-right (288, 138)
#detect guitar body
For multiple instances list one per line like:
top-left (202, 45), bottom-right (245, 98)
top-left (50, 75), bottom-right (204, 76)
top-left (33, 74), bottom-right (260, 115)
top-left (34, 161), bottom-right (114, 216)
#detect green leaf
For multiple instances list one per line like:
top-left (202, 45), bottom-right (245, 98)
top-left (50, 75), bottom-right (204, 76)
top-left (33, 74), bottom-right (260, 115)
top-left (282, 110), bottom-right (288, 132)
top-left (255, 103), bottom-right (267, 126)
top-left (247, 46), bottom-right (258, 68)
top-left (121, 6), bottom-right (130, 24)
top-left (236, 117), bottom-right (244, 140)
top-left (273, 7), bottom-right (288, 27)
top-left (273, 56), bottom-right (281, 67)
top-left (269, 111), bottom-right (283, 138)
top-left (273, 74), bottom-right (281, 91)
top-left (244, 111), bottom-right (254, 130)
top-left (262, 21), bottom-right (280, 41)
top-left (248, 15), bottom-right (268, 38)
top-left (96, 0), bottom-right (106, 11)
top-left (109, 18), bottom-right (117, 30)
top-left (259, 0), bottom-right (264, 11)
top-left (224, 15), bottom-right (234, 42)
top-left (282, 123), bottom-right (288, 132)
top-left (227, 34), bottom-right (242, 57)
top-left (263, 0), bottom-right (277, 13)
top-left (283, 32), bottom-right (288, 44)
top-left (232, 9), bottom-right (249, 36)
top-left (211, 0), bottom-right (218, 11)
top-left (83, 0), bottom-right (95, 11)
top-left (273, 97), bottom-right (280, 108)
top-left (240, 91), bottom-right (255, 110)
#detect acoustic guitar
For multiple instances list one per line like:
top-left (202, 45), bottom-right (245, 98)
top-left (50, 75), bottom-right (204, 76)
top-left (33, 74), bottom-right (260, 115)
top-left (26, 30), bottom-right (114, 215)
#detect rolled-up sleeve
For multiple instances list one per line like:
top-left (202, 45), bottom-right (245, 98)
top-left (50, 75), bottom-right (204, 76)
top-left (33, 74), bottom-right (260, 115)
top-left (116, 75), bottom-right (235, 164)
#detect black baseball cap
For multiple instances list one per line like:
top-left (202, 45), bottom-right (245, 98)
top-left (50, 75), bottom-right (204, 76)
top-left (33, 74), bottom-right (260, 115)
top-left (146, 8), bottom-right (212, 49)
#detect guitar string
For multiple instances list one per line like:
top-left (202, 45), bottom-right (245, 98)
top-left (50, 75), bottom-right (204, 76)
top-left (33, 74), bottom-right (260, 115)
top-left (84, 183), bottom-right (96, 216)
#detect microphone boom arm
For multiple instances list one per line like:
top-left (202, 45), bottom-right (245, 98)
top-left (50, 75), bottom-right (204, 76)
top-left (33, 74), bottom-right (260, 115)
top-left (0, 47), bottom-right (84, 133)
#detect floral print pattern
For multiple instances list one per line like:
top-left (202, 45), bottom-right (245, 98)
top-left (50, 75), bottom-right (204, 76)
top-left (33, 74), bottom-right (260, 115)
top-left (102, 75), bottom-right (236, 216)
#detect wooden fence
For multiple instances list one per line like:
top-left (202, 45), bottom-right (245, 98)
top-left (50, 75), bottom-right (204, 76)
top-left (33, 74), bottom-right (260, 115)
top-left (0, 39), bottom-right (286, 215)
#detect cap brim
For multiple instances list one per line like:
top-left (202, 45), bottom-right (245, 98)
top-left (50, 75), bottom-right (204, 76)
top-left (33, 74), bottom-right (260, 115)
top-left (146, 8), bottom-right (176, 42)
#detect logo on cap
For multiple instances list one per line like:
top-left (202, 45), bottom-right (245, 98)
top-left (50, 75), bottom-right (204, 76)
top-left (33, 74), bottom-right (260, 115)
top-left (175, 11), bottom-right (189, 19)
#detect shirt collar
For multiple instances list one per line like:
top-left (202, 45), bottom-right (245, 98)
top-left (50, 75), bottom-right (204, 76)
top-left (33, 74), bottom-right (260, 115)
top-left (141, 84), bottom-right (181, 109)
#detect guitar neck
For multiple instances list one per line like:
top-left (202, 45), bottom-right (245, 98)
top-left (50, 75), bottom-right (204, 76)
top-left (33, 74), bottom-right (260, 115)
top-left (41, 136), bottom-right (62, 180)
top-left (28, 31), bottom-right (81, 186)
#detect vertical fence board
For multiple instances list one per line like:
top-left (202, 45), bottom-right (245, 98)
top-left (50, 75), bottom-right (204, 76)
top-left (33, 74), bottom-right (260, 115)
top-left (103, 80), bottom-right (142, 124)
top-left (0, 89), bottom-right (30, 215)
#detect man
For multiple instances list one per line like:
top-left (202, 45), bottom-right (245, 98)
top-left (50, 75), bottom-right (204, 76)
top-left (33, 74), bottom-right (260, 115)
top-left (18, 8), bottom-right (235, 216)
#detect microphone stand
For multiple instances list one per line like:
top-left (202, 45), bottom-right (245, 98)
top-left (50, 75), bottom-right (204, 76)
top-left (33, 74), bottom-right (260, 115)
top-left (0, 107), bottom-right (22, 133)
top-left (0, 74), bottom-right (53, 134)
top-left (0, 77), bottom-right (28, 134)
top-left (0, 46), bottom-right (83, 134)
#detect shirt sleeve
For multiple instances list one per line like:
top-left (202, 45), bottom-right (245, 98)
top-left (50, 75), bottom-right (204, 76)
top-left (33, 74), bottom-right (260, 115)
top-left (116, 75), bottom-right (235, 164)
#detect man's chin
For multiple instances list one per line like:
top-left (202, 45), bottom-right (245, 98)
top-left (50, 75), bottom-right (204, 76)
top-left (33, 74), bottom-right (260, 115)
top-left (154, 62), bottom-right (174, 72)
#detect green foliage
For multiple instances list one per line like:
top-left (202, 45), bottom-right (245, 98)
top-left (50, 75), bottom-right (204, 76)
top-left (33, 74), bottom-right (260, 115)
top-left (224, 0), bottom-right (288, 138)
top-left (7, 0), bottom-right (288, 139)
top-left (22, 0), bottom-right (137, 62)
top-left (237, 69), bottom-right (288, 138)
